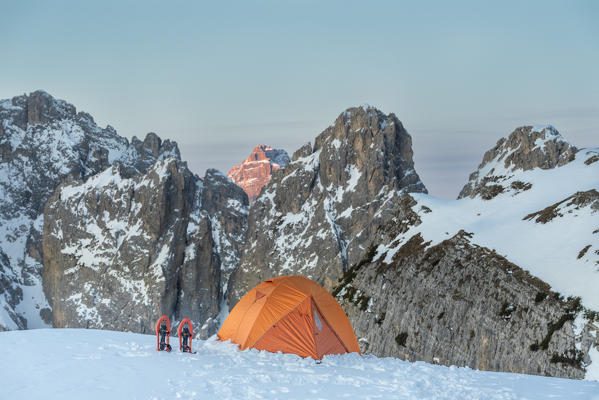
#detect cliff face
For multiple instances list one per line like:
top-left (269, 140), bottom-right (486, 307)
top-left (42, 160), bottom-right (248, 337)
top-left (227, 145), bottom-right (290, 203)
top-left (335, 228), bottom-right (597, 379)
top-left (228, 106), bottom-right (427, 305)
top-left (43, 160), bottom-right (204, 333)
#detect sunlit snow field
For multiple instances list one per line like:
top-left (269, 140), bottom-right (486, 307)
top-left (2, 329), bottom-right (598, 400)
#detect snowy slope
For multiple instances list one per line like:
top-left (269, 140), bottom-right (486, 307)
top-left (376, 145), bottom-right (599, 311)
top-left (1, 329), bottom-right (598, 400)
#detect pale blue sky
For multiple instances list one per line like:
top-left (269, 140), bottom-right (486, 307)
top-left (1, 0), bottom-right (598, 198)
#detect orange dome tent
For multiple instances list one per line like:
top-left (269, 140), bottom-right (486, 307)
top-left (218, 275), bottom-right (361, 359)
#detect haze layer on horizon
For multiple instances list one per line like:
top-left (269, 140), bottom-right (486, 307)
top-left (1, 0), bottom-right (597, 199)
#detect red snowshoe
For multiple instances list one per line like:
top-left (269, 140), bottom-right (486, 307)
top-left (155, 315), bottom-right (172, 352)
top-left (177, 318), bottom-right (194, 353)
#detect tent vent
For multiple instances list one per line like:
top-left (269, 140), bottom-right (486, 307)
top-left (314, 309), bottom-right (322, 331)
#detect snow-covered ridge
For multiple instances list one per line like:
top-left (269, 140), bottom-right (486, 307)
top-left (377, 144), bottom-right (599, 310)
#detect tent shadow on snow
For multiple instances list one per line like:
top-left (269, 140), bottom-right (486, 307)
top-left (218, 276), bottom-right (361, 359)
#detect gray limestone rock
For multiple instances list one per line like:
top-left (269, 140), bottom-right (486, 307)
top-left (201, 169), bottom-right (249, 292)
top-left (41, 159), bottom-right (248, 337)
top-left (43, 159), bottom-right (218, 334)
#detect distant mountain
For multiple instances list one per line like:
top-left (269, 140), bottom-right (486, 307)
top-left (227, 145), bottom-right (290, 203)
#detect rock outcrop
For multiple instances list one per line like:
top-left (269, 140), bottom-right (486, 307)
top-left (458, 125), bottom-right (578, 200)
top-left (523, 190), bottom-right (599, 224)
top-left (43, 160), bottom-right (201, 333)
top-left (227, 145), bottom-right (290, 203)
top-left (228, 105), bottom-right (426, 305)
top-left (334, 227), bottom-right (598, 379)
top-left (200, 169), bottom-right (250, 291)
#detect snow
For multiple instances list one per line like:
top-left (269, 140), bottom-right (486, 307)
top-left (588, 346), bottom-right (599, 382)
top-left (325, 164), bottom-right (363, 204)
top-left (0, 99), bottom-right (22, 111)
top-left (226, 198), bottom-right (247, 215)
top-left (13, 278), bottom-right (51, 329)
top-left (1, 329), bottom-right (597, 400)
top-left (338, 205), bottom-right (355, 219)
top-left (60, 165), bottom-right (130, 199)
top-left (346, 164), bottom-right (361, 192)
top-left (530, 124), bottom-right (555, 133)
top-left (292, 149), bottom-right (321, 169)
top-left (272, 195), bottom-right (324, 273)
top-left (150, 244), bottom-right (171, 280)
top-left (0, 305), bottom-right (19, 330)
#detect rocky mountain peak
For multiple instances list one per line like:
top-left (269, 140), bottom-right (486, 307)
top-left (481, 125), bottom-right (576, 172)
top-left (0, 90), bottom-right (191, 331)
top-left (245, 144), bottom-right (290, 166)
top-left (1, 90), bottom-right (76, 130)
top-left (131, 132), bottom-right (181, 162)
top-left (227, 145), bottom-right (290, 203)
top-left (326, 104), bottom-right (394, 139)
top-left (458, 125), bottom-right (578, 199)
top-left (228, 106), bottom-right (427, 304)
top-left (25, 90), bottom-right (77, 126)
top-left (310, 105), bottom-right (426, 195)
